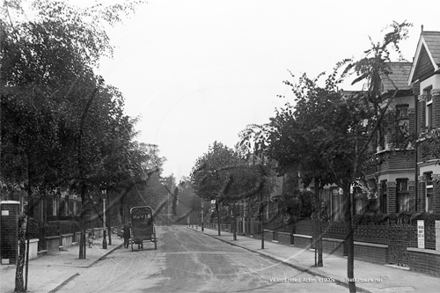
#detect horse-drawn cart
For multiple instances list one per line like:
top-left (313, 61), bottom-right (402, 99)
top-left (129, 206), bottom-right (157, 251)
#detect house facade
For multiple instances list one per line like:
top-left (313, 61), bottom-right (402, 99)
top-left (409, 31), bottom-right (440, 213)
top-left (365, 62), bottom-right (417, 214)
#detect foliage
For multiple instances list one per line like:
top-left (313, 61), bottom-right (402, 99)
top-left (279, 189), bottom-right (313, 223)
top-left (1, 0), bottom-right (150, 199)
top-left (190, 141), bottom-right (243, 202)
top-left (417, 128), bottom-right (440, 164)
top-left (190, 140), bottom-right (273, 224)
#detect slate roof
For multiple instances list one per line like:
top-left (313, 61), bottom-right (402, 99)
top-left (423, 31), bottom-right (440, 67)
top-left (381, 62), bottom-right (412, 91)
top-left (408, 31), bottom-right (440, 83)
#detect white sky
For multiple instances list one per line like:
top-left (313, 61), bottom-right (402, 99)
top-left (88, 0), bottom-right (439, 181)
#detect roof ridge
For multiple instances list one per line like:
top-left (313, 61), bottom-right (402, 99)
top-left (422, 31), bottom-right (440, 35)
top-left (386, 61), bottom-right (412, 65)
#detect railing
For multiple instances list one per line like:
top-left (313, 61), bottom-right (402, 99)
top-left (27, 219), bottom-right (102, 251)
top-left (204, 218), bottom-right (437, 251)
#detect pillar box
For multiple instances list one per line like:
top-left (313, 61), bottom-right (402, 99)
top-left (0, 201), bottom-right (20, 265)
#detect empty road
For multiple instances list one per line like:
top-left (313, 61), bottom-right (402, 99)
top-left (58, 225), bottom-right (346, 292)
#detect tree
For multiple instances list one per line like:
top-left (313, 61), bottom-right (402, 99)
top-left (265, 21), bottom-right (412, 293)
top-left (190, 141), bottom-right (241, 235)
top-left (1, 1), bottom-right (145, 290)
top-left (191, 140), bottom-right (272, 241)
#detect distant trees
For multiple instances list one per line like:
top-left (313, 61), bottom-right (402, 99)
top-left (190, 141), bottom-right (272, 237)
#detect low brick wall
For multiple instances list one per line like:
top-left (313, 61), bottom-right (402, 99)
top-left (74, 231), bottom-right (81, 243)
top-left (263, 230), bottom-right (275, 241)
top-left (354, 241), bottom-right (388, 264)
top-left (407, 248), bottom-right (440, 277)
top-left (277, 232), bottom-right (293, 245)
top-left (60, 233), bottom-right (73, 248)
top-left (322, 238), bottom-right (344, 256)
top-left (96, 228), bottom-right (103, 237)
top-left (322, 238), bottom-right (388, 264)
top-left (293, 234), bottom-right (313, 249)
top-left (45, 236), bottom-right (61, 253)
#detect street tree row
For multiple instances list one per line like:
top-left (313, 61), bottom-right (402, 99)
top-left (0, 1), bottom-right (171, 291)
top-left (189, 21), bottom-right (423, 293)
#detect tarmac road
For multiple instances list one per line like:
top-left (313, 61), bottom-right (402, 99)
top-left (58, 226), bottom-right (347, 293)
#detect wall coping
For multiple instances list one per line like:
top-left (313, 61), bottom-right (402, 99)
top-left (407, 247), bottom-right (440, 256)
top-left (45, 235), bottom-right (60, 240)
top-left (322, 238), bottom-right (388, 249)
top-left (354, 241), bottom-right (387, 249)
top-left (29, 238), bottom-right (39, 244)
top-left (322, 237), bottom-right (344, 243)
top-left (60, 233), bottom-right (74, 237)
top-left (278, 232), bottom-right (292, 236)
top-left (293, 234), bottom-right (312, 239)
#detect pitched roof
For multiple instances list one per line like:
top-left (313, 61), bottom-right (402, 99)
top-left (423, 31), bottom-right (440, 66)
top-left (381, 62), bottom-right (412, 91)
top-left (408, 31), bottom-right (440, 84)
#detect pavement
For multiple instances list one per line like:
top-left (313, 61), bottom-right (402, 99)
top-left (1, 227), bottom-right (438, 293)
top-left (188, 226), bottom-right (440, 293)
top-left (0, 234), bottom-right (124, 293)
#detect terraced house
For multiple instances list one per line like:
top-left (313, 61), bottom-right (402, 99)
top-left (362, 30), bottom-right (440, 216)
top-left (409, 31), bottom-right (440, 214)
top-left (366, 61), bottom-right (416, 214)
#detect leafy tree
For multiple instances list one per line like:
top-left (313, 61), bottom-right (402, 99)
top-left (265, 21), bottom-right (412, 293)
top-left (191, 140), bottom-right (272, 240)
top-left (1, 0), bottom-right (145, 290)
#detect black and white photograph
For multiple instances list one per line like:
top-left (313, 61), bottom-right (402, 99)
top-left (1, 0), bottom-right (440, 292)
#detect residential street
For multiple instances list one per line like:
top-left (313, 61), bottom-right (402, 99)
top-left (58, 226), bottom-right (346, 293)
top-left (2, 225), bottom-right (440, 293)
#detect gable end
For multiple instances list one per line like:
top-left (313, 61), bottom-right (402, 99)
top-left (411, 45), bottom-right (435, 83)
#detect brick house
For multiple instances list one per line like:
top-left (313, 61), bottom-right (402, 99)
top-left (408, 30), bottom-right (440, 213)
top-left (365, 62), bottom-right (416, 214)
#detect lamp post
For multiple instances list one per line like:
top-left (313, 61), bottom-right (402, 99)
top-left (101, 189), bottom-right (107, 249)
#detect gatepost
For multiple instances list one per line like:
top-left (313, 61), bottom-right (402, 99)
top-left (436, 220), bottom-right (440, 251)
top-left (0, 201), bottom-right (20, 265)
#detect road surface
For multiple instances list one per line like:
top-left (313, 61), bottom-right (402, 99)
top-left (58, 226), bottom-right (346, 292)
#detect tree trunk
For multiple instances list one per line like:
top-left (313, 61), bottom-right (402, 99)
top-left (343, 183), bottom-right (356, 293)
top-left (216, 202), bottom-right (221, 236)
top-left (107, 192), bottom-right (112, 245)
top-left (260, 191), bottom-right (264, 250)
top-left (314, 179), bottom-right (323, 267)
top-left (14, 217), bottom-right (26, 292)
top-left (233, 204), bottom-right (237, 241)
top-left (79, 184), bottom-right (87, 259)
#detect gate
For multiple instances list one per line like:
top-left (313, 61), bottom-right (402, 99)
top-left (388, 225), bottom-right (410, 267)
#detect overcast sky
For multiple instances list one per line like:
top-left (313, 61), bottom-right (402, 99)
top-left (89, 0), bottom-right (439, 181)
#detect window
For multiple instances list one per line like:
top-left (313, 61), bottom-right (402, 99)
top-left (425, 172), bottom-right (433, 213)
top-left (427, 103), bottom-right (433, 128)
top-left (396, 104), bottom-right (408, 118)
top-left (395, 104), bottom-right (409, 147)
top-left (424, 87), bottom-right (433, 129)
top-left (69, 201), bottom-right (75, 215)
top-left (396, 178), bottom-right (409, 212)
top-left (380, 180), bottom-right (387, 213)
